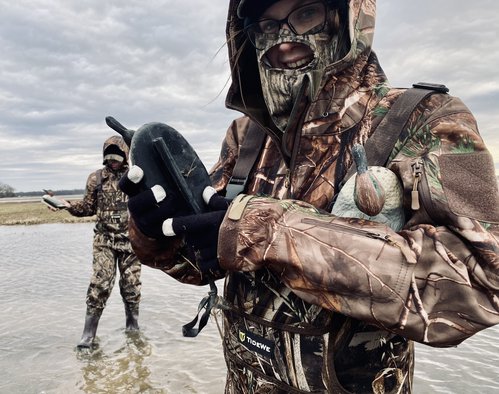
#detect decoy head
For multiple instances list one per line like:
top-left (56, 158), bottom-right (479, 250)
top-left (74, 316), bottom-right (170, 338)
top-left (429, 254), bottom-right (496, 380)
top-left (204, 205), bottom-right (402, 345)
top-left (352, 144), bottom-right (385, 217)
top-left (105, 116), bottom-right (135, 146)
top-left (352, 144), bottom-right (368, 174)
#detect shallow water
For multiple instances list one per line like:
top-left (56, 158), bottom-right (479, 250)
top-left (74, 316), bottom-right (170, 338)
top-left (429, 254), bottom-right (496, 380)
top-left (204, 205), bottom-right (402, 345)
top-left (0, 223), bottom-right (498, 393)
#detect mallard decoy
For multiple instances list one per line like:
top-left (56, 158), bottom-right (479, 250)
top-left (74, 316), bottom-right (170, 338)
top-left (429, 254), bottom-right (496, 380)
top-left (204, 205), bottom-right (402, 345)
top-left (331, 144), bottom-right (405, 231)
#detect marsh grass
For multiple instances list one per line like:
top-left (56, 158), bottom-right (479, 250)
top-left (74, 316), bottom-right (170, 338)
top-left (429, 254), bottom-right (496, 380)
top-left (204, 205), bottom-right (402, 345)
top-left (0, 201), bottom-right (95, 225)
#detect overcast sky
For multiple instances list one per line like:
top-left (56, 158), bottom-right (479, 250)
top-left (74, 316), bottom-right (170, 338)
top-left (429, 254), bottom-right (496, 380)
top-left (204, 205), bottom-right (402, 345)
top-left (1, 0), bottom-right (498, 192)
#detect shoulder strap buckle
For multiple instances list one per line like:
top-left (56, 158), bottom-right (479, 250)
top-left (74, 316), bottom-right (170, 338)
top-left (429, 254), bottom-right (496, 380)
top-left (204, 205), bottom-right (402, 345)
top-left (225, 176), bottom-right (247, 200)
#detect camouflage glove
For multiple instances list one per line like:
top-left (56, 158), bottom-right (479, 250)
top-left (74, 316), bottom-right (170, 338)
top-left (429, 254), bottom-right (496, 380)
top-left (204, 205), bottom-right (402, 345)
top-left (119, 166), bottom-right (229, 273)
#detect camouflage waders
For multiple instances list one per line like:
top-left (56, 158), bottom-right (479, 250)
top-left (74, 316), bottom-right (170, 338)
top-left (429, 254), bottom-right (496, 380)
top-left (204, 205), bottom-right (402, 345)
top-left (69, 136), bottom-right (142, 348)
top-left (86, 232), bottom-right (141, 316)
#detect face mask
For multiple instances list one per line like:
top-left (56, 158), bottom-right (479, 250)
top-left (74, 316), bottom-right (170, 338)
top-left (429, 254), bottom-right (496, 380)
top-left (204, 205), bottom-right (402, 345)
top-left (256, 23), bottom-right (342, 132)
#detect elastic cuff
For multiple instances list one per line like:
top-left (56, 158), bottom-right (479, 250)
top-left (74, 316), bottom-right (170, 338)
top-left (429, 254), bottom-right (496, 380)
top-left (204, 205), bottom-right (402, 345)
top-left (217, 195), bottom-right (256, 271)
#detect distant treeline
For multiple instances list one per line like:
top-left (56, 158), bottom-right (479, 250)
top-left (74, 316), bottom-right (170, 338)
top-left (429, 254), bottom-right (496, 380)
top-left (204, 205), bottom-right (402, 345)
top-left (6, 189), bottom-right (85, 198)
top-left (0, 181), bottom-right (85, 198)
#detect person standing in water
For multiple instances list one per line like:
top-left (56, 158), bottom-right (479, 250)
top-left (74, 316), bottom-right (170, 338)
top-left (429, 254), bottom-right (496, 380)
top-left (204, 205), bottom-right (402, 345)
top-left (58, 135), bottom-right (142, 349)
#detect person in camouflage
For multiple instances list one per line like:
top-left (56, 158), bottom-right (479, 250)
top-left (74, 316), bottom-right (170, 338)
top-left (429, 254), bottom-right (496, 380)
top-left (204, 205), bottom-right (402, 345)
top-left (65, 135), bottom-right (141, 349)
top-left (119, 0), bottom-right (499, 392)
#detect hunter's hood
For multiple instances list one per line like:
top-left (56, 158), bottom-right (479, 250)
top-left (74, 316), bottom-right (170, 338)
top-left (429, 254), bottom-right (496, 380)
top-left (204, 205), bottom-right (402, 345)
top-left (225, 0), bottom-right (377, 133)
top-left (102, 135), bottom-right (129, 164)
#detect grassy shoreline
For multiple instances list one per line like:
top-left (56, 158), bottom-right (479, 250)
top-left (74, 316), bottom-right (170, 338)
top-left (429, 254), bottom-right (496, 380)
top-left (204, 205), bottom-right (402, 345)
top-left (0, 200), bottom-right (95, 226)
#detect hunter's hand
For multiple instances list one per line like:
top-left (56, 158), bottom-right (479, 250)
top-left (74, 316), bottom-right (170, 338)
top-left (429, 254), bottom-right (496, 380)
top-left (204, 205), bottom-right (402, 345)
top-left (162, 186), bottom-right (230, 274)
top-left (119, 165), bottom-right (186, 239)
top-left (120, 167), bottom-right (229, 273)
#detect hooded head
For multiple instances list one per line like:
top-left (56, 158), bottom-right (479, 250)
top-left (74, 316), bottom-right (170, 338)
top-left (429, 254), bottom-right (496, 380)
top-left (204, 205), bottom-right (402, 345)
top-left (102, 135), bottom-right (129, 166)
top-left (225, 0), bottom-right (377, 134)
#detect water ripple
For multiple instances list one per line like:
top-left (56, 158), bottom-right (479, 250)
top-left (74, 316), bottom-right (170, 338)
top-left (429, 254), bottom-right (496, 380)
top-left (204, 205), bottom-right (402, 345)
top-left (1, 224), bottom-right (498, 393)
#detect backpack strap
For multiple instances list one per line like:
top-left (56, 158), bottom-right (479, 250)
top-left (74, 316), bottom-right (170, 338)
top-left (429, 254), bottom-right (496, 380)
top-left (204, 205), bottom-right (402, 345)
top-left (344, 82), bottom-right (449, 180)
top-left (225, 121), bottom-right (267, 199)
top-left (93, 169), bottom-right (103, 197)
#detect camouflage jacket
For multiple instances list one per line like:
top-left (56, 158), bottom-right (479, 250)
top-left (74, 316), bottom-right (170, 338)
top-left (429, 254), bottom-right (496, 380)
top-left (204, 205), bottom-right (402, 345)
top-left (127, 0), bottom-right (499, 392)
top-left (68, 136), bottom-right (130, 240)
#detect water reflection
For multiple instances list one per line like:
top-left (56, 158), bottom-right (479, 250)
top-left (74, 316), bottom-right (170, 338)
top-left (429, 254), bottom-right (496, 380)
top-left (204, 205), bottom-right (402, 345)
top-left (77, 331), bottom-right (162, 393)
top-left (0, 223), bottom-right (226, 393)
top-left (1, 224), bottom-right (498, 394)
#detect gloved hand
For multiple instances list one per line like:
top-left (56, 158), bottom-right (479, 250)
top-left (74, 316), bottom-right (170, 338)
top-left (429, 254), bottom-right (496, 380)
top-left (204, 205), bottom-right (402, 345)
top-left (119, 165), bottom-right (230, 273)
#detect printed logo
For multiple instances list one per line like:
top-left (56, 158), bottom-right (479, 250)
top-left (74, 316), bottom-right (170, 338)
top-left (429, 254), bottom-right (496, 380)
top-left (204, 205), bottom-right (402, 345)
top-left (239, 331), bottom-right (246, 342)
top-left (238, 328), bottom-right (275, 359)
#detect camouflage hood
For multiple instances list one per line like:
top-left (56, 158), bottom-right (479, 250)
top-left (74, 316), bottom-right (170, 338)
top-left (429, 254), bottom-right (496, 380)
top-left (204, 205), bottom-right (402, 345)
top-left (225, 0), bottom-right (382, 154)
top-left (102, 135), bottom-right (129, 165)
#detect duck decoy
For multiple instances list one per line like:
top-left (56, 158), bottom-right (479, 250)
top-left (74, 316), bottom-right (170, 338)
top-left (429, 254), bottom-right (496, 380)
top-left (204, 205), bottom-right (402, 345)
top-left (332, 144), bottom-right (405, 231)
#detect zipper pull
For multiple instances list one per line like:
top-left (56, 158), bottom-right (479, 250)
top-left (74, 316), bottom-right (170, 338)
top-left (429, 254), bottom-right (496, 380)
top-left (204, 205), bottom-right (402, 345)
top-left (411, 160), bottom-right (423, 210)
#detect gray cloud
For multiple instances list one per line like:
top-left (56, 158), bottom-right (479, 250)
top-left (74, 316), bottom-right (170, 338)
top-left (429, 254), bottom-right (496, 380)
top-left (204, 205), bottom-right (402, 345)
top-left (1, 0), bottom-right (498, 191)
top-left (376, 0), bottom-right (499, 161)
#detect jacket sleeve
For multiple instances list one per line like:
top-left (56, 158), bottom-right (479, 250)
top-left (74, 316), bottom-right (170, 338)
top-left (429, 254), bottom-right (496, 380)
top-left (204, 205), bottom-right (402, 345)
top-left (126, 116), bottom-right (251, 285)
top-left (67, 171), bottom-right (98, 217)
top-left (218, 97), bottom-right (499, 347)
